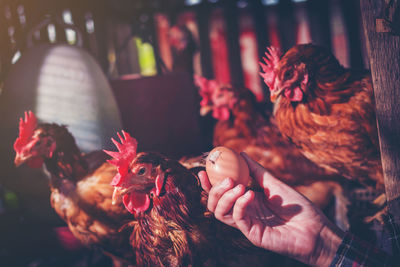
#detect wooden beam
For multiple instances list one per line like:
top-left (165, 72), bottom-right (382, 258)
top-left (196, 3), bottom-right (213, 79)
top-left (222, 0), bottom-right (244, 87)
top-left (277, 0), bottom-right (296, 52)
top-left (306, 0), bottom-right (332, 50)
top-left (360, 0), bottom-right (400, 221)
top-left (340, 0), bottom-right (365, 69)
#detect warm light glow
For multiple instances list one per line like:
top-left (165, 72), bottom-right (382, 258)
top-left (85, 13), bottom-right (95, 34)
top-left (62, 9), bottom-right (73, 24)
top-left (185, 0), bottom-right (201, 5)
top-left (66, 29), bottom-right (77, 45)
top-left (47, 24), bottom-right (56, 43)
top-left (62, 9), bottom-right (76, 44)
top-left (11, 51), bottom-right (21, 64)
top-left (262, 0), bottom-right (279, 5)
top-left (34, 46), bottom-right (119, 151)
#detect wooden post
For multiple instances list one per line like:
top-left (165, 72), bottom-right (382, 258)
top-left (222, 0), bottom-right (244, 87)
top-left (340, 0), bottom-right (365, 69)
top-left (306, 0), bottom-right (332, 50)
top-left (196, 2), bottom-right (214, 79)
top-left (276, 0), bottom-right (296, 52)
top-left (360, 0), bottom-right (400, 222)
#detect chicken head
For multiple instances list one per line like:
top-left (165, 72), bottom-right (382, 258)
top-left (14, 111), bottom-right (56, 168)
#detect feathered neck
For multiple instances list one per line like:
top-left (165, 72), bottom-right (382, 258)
top-left (38, 123), bottom-right (88, 184)
top-left (277, 70), bottom-right (369, 116)
top-left (130, 170), bottom-right (207, 266)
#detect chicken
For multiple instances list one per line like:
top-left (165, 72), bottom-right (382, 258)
top-left (259, 44), bottom-right (383, 191)
top-left (13, 111), bottom-right (134, 264)
top-left (194, 75), bottom-right (346, 213)
top-left (105, 131), bottom-right (273, 267)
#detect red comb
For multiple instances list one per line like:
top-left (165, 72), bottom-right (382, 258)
top-left (259, 46), bottom-right (282, 90)
top-left (194, 75), bottom-right (218, 107)
top-left (14, 111), bottom-right (38, 153)
top-left (104, 131), bottom-right (138, 186)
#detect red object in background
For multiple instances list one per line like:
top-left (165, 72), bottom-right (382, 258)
top-left (175, 11), bottom-right (202, 76)
top-left (155, 13), bottom-right (173, 70)
top-left (294, 4), bottom-right (312, 44)
top-left (265, 7), bottom-right (281, 50)
top-left (239, 12), bottom-right (264, 102)
top-left (330, 0), bottom-right (350, 68)
top-left (209, 9), bottom-right (231, 84)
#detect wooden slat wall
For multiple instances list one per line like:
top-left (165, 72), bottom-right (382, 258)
top-left (0, 0), bottom-right (366, 86)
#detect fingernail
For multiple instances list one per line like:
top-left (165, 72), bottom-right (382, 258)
top-left (244, 191), bottom-right (252, 198)
top-left (222, 178), bottom-right (231, 187)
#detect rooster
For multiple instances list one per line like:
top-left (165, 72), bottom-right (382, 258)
top-left (194, 75), bottom-right (346, 212)
top-left (13, 111), bottom-right (134, 264)
top-left (260, 44), bottom-right (383, 191)
top-left (105, 131), bottom-right (273, 267)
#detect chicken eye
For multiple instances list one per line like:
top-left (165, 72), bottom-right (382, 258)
top-left (283, 70), bottom-right (293, 80)
top-left (137, 167), bottom-right (146, 176)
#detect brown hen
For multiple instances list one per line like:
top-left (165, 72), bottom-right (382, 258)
top-left (194, 75), bottom-right (346, 213)
top-left (13, 111), bottom-right (134, 265)
top-left (260, 44), bottom-right (383, 191)
top-left (106, 131), bottom-right (273, 267)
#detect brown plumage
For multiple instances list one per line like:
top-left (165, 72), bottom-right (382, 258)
top-left (13, 112), bottom-right (134, 264)
top-left (194, 76), bottom-right (345, 210)
top-left (260, 44), bottom-right (383, 190)
top-left (107, 132), bottom-right (271, 267)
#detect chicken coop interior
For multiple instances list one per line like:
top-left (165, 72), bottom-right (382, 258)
top-left (1, 0), bottom-right (400, 266)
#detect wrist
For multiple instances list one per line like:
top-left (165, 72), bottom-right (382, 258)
top-left (311, 220), bottom-right (345, 267)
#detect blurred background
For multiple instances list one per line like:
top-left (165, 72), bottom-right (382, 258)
top-left (0, 0), bottom-right (366, 266)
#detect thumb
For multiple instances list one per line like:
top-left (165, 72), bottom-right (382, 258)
top-left (240, 152), bottom-right (286, 189)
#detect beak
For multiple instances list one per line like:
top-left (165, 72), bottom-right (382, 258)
top-left (200, 105), bottom-right (213, 116)
top-left (270, 93), bottom-right (277, 103)
top-left (270, 81), bottom-right (285, 103)
top-left (111, 174), bottom-right (154, 205)
top-left (14, 154), bottom-right (28, 167)
top-left (112, 186), bottom-right (133, 205)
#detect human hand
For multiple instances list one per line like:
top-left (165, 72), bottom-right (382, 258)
top-left (198, 152), bottom-right (344, 266)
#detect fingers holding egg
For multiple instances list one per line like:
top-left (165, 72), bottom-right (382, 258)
top-left (205, 147), bottom-right (250, 187)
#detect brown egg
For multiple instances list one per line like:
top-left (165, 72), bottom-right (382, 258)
top-left (205, 146), bottom-right (250, 186)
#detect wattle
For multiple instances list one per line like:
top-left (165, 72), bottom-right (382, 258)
top-left (213, 107), bottom-right (230, 121)
top-left (284, 87), bottom-right (303, 102)
top-left (123, 192), bottom-right (151, 214)
top-left (27, 157), bottom-right (44, 168)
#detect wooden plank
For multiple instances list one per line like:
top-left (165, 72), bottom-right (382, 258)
top-left (340, 0), bottom-right (364, 69)
top-left (195, 3), bottom-right (214, 79)
top-left (277, 0), bottom-right (296, 52)
top-left (360, 0), bottom-right (400, 219)
top-left (306, 0), bottom-right (332, 50)
top-left (91, 2), bottom-right (110, 73)
top-left (222, 0), bottom-right (244, 87)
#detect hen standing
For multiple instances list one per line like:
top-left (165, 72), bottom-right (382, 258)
top-left (13, 111), bottom-right (134, 265)
top-left (260, 44), bottom-right (383, 191)
top-left (194, 76), bottom-right (346, 211)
